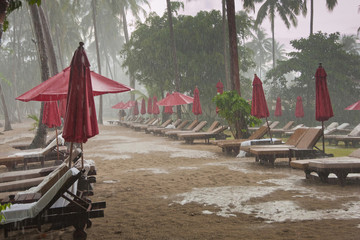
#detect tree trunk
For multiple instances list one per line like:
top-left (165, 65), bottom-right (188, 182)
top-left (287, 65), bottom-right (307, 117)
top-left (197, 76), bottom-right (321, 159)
top-left (225, 0), bottom-right (240, 94)
top-left (0, 0), bottom-right (9, 46)
top-left (91, 0), bottom-right (103, 124)
top-left (166, 0), bottom-right (181, 119)
top-left (310, 0), bottom-right (314, 36)
top-left (222, 0), bottom-right (230, 91)
top-left (0, 83), bottom-right (12, 131)
top-left (29, 3), bottom-right (49, 148)
top-left (271, 14), bottom-right (276, 69)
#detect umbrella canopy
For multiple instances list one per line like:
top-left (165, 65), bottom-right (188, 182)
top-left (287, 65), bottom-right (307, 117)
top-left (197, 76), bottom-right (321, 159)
top-left (164, 93), bottom-right (173, 114)
top-left (16, 66), bottom-right (132, 102)
top-left (345, 100), bottom-right (360, 111)
top-left (315, 64), bottom-right (333, 121)
top-left (156, 92), bottom-right (193, 106)
top-left (147, 97), bottom-right (153, 114)
top-left (140, 98), bottom-right (147, 115)
top-left (123, 100), bottom-right (135, 109)
top-left (133, 101), bottom-right (139, 115)
top-left (295, 96), bottom-right (304, 118)
top-left (274, 97), bottom-right (282, 117)
top-left (112, 101), bottom-right (125, 109)
top-left (251, 74), bottom-right (269, 119)
top-left (62, 42), bottom-right (99, 143)
top-left (192, 87), bottom-right (202, 116)
top-left (216, 81), bottom-right (224, 94)
top-left (42, 101), bottom-right (61, 128)
top-left (58, 99), bottom-right (67, 119)
top-left (152, 96), bottom-right (160, 115)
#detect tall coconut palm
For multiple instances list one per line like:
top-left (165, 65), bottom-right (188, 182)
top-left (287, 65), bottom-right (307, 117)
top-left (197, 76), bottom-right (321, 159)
top-left (307, 0), bottom-right (337, 36)
top-left (253, 0), bottom-right (306, 69)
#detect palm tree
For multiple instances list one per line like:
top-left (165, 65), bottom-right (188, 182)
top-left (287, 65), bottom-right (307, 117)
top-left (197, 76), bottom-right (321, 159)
top-left (307, 0), bottom-right (337, 36)
top-left (253, 0), bottom-right (306, 69)
top-left (340, 34), bottom-right (360, 54)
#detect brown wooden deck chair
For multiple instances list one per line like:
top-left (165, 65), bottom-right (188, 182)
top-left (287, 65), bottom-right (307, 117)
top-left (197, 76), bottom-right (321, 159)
top-left (249, 128), bottom-right (322, 165)
top-left (11, 130), bottom-right (62, 150)
top-left (152, 119), bottom-right (183, 135)
top-left (248, 121), bottom-right (272, 132)
top-left (159, 119), bottom-right (189, 135)
top-left (270, 121), bottom-right (294, 136)
top-left (325, 123), bottom-right (360, 147)
top-left (178, 125), bottom-right (227, 144)
top-left (132, 118), bottom-right (159, 131)
top-left (145, 119), bottom-right (173, 134)
top-left (216, 126), bottom-right (269, 154)
top-left (166, 121), bottom-right (207, 139)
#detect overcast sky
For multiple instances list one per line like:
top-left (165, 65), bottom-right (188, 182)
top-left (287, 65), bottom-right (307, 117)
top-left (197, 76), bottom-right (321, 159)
top-left (130, 1), bottom-right (359, 50)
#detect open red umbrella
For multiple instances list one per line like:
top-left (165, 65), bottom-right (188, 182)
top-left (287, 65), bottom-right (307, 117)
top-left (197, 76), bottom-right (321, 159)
top-left (192, 87), bottom-right (202, 118)
top-left (112, 101), bottom-right (125, 109)
top-left (295, 96), bottom-right (304, 118)
top-left (147, 97), bottom-right (153, 114)
top-left (274, 97), bottom-right (282, 117)
top-left (42, 101), bottom-right (62, 161)
top-left (16, 67), bottom-right (132, 102)
top-left (164, 93), bottom-right (173, 114)
top-left (345, 100), bottom-right (360, 110)
top-left (315, 63), bottom-right (333, 153)
top-left (216, 81), bottom-right (224, 114)
top-left (156, 92), bottom-right (193, 106)
top-left (152, 96), bottom-right (160, 115)
top-left (140, 98), bottom-right (147, 115)
top-left (133, 100), bottom-right (139, 116)
top-left (251, 74), bottom-right (272, 140)
top-left (63, 42), bottom-right (99, 167)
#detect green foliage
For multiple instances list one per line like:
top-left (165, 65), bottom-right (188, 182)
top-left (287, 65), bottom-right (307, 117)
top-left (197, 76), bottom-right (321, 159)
top-left (213, 90), bottom-right (261, 138)
top-left (0, 203), bottom-right (11, 222)
top-left (27, 114), bottom-right (39, 131)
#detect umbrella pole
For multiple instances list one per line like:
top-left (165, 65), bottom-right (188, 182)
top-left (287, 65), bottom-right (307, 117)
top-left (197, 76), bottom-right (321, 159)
top-left (69, 142), bottom-right (73, 168)
top-left (55, 129), bottom-right (59, 162)
top-left (265, 117), bottom-right (273, 142)
top-left (322, 121), bottom-right (325, 153)
top-left (81, 143), bottom-right (84, 169)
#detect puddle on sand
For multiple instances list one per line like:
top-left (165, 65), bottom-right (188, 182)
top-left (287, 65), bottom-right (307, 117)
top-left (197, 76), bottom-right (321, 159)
top-left (127, 168), bottom-right (169, 174)
top-left (88, 153), bottom-right (132, 160)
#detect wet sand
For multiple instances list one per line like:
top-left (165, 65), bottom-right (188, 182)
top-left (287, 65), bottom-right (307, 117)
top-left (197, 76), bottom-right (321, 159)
top-left (1, 121), bottom-right (360, 239)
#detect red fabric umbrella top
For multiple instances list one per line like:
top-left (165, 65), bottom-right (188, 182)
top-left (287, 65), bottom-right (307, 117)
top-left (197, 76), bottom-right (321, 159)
top-left (164, 93), bottom-right (173, 114)
top-left (152, 96), bottom-right (160, 115)
top-left (58, 99), bottom-right (66, 119)
top-left (42, 101), bottom-right (62, 128)
top-left (274, 97), bottom-right (282, 117)
top-left (62, 43), bottom-right (99, 143)
top-left (156, 92), bottom-right (193, 106)
top-left (140, 98), bottom-right (146, 115)
top-left (295, 96), bottom-right (304, 118)
top-left (112, 101), bottom-right (125, 109)
top-left (216, 81), bottom-right (224, 94)
top-left (16, 67), bottom-right (132, 102)
top-left (192, 87), bottom-right (202, 116)
top-left (133, 101), bottom-right (139, 115)
top-left (315, 64), bottom-right (333, 121)
top-left (345, 100), bottom-right (360, 111)
top-left (147, 97), bottom-right (153, 114)
top-left (251, 74), bottom-right (269, 119)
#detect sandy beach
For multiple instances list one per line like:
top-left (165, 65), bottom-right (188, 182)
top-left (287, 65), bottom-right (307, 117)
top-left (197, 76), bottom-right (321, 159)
top-left (1, 121), bottom-right (360, 239)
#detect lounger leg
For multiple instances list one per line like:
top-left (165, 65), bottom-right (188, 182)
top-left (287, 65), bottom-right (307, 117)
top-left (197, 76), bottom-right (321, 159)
top-left (334, 171), bottom-right (348, 186)
top-left (318, 172), bottom-right (329, 182)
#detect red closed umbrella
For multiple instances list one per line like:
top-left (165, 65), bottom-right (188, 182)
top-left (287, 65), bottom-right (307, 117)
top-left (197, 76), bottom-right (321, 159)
top-left (192, 87), bottom-right (202, 118)
top-left (63, 42), bottom-right (99, 167)
top-left (152, 96), bottom-right (160, 115)
top-left (295, 96), bottom-right (304, 118)
top-left (274, 97), bottom-right (282, 117)
top-left (345, 100), bottom-right (360, 111)
top-left (164, 93), bottom-right (173, 114)
top-left (42, 101), bottom-right (62, 161)
top-left (133, 101), bottom-right (139, 115)
top-left (156, 92), bottom-right (193, 106)
top-left (315, 63), bottom-right (333, 153)
top-left (251, 74), bottom-right (272, 140)
top-left (147, 97), bottom-right (153, 114)
top-left (58, 99), bottom-right (67, 119)
top-left (141, 98), bottom-right (147, 115)
top-left (216, 81), bottom-right (224, 114)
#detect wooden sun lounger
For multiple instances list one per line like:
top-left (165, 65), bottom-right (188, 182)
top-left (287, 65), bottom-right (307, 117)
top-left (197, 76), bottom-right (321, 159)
top-left (11, 130), bottom-right (62, 150)
top-left (132, 118), bottom-right (159, 131)
top-left (325, 123), bottom-right (360, 147)
top-left (152, 119), bottom-right (183, 135)
top-left (0, 168), bottom-right (106, 238)
top-left (178, 124), bottom-right (226, 144)
top-left (158, 119), bottom-right (190, 136)
top-left (270, 121), bottom-right (294, 136)
top-left (216, 126), bottom-right (270, 155)
top-left (165, 120), bottom-right (207, 139)
top-left (249, 128), bottom-right (323, 165)
top-left (145, 119), bottom-right (173, 134)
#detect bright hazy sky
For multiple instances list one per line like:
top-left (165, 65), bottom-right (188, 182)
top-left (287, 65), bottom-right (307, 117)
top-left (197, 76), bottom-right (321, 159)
top-left (131, 1), bottom-right (360, 50)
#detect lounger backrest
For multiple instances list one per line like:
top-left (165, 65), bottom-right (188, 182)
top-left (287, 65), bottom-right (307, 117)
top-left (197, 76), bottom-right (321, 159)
top-left (185, 120), bottom-right (199, 130)
top-left (40, 137), bottom-right (59, 155)
top-left (326, 122), bottom-right (338, 130)
top-left (282, 121), bottom-right (294, 130)
top-left (348, 123), bottom-right (360, 137)
top-left (192, 121), bottom-right (207, 132)
top-left (176, 120), bottom-right (189, 130)
top-left (45, 131), bottom-right (62, 145)
top-left (291, 124), bottom-right (305, 131)
top-left (295, 128), bottom-right (322, 149)
top-left (249, 126), bottom-right (269, 140)
top-left (269, 121), bottom-right (279, 129)
top-left (172, 119), bottom-right (182, 127)
top-left (349, 148), bottom-right (360, 158)
top-left (160, 119), bottom-right (172, 128)
top-left (210, 125), bottom-right (228, 134)
top-left (285, 128), bottom-right (308, 145)
top-left (337, 123), bottom-right (350, 130)
top-left (207, 121), bottom-right (220, 132)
